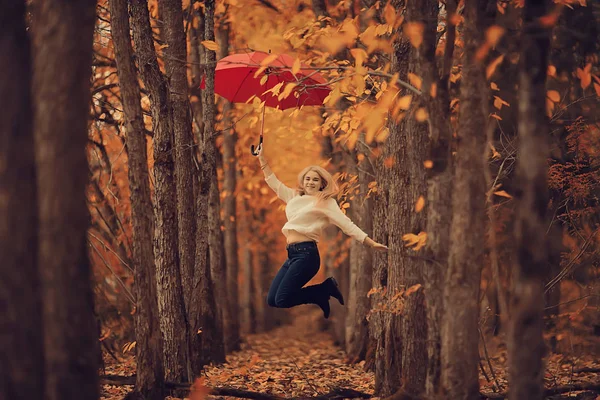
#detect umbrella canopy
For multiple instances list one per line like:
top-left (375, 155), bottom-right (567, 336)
top-left (202, 51), bottom-right (331, 110)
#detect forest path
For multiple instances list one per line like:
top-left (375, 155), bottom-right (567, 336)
top-left (200, 308), bottom-right (375, 399)
top-left (101, 307), bottom-right (375, 400)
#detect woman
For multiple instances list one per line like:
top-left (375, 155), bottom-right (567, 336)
top-left (257, 145), bottom-right (387, 319)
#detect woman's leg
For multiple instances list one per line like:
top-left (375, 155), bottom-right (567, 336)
top-left (274, 254), bottom-right (327, 308)
top-left (266, 259), bottom-right (290, 307)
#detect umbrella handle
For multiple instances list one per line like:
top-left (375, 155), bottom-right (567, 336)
top-left (250, 135), bottom-right (263, 156)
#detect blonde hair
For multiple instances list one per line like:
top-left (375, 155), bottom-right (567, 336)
top-left (296, 165), bottom-right (339, 201)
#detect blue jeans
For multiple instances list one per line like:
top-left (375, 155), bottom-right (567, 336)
top-left (267, 241), bottom-right (328, 308)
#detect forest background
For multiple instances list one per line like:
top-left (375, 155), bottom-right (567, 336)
top-left (1, 0), bottom-right (599, 400)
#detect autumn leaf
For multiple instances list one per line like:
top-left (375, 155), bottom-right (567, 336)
top-left (384, 156), bottom-right (395, 168)
top-left (260, 53), bottom-right (278, 67)
top-left (398, 95), bottom-right (412, 110)
top-left (404, 22), bottom-right (424, 48)
top-left (278, 83), bottom-right (297, 100)
top-left (201, 40), bottom-right (218, 51)
top-left (405, 283), bottom-right (422, 296)
top-left (430, 82), bottom-right (437, 98)
top-left (577, 63), bottom-right (592, 89)
top-left (494, 190), bottom-right (512, 199)
top-left (415, 196), bottom-right (425, 212)
top-left (547, 65), bottom-right (557, 77)
top-left (291, 58), bottom-right (301, 75)
top-left (423, 160), bottom-right (433, 169)
top-left (415, 108), bottom-right (428, 122)
top-left (547, 90), bottom-right (560, 102)
top-left (190, 377), bottom-right (211, 400)
top-left (485, 25), bottom-right (505, 47)
top-left (486, 55), bottom-right (504, 79)
top-left (493, 96), bottom-right (510, 110)
top-left (490, 82), bottom-right (499, 91)
top-left (402, 231), bottom-right (427, 251)
top-left (408, 73), bottom-right (422, 90)
top-left (383, 2), bottom-right (396, 25)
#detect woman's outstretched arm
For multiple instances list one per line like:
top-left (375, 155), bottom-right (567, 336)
top-left (325, 199), bottom-right (388, 251)
top-left (256, 144), bottom-right (295, 203)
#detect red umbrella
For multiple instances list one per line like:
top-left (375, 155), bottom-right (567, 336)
top-left (201, 51), bottom-right (331, 154)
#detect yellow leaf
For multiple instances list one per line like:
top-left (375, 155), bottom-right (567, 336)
top-left (408, 73), bottom-right (422, 90)
top-left (201, 40), bottom-right (218, 51)
top-left (490, 113), bottom-right (502, 121)
top-left (490, 82), bottom-right (499, 91)
top-left (292, 58), bottom-right (301, 75)
top-left (260, 75), bottom-right (268, 86)
top-left (404, 22), bottom-right (424, 48)
top-left (260, 53), bottom-right (278, 66)
top-left (350, 48), bottom-right (368, 67)
top-left (402, 231), bottom-right (427, 251)
top-left (405, 283), bottom-right (422, 296)
top-left (415, 108), bottom-right (428, 122)
top-left (486, 55), bottom-right (504, 79)
top-left (547, 65), bottom-right (556, 77)
top-left (493, 95), bottom-right (509, 110)
top-left (384, 3), bottom-right (396, 25)
top-left (594, 83), bottom-right (600, 97)
top-left (485, 25), bottom-right (505, 47)
top-left (398, 95), bottom-right (412, 110)
top-left (279, 83), bottom-right (297, 100)
top-left (547, 90), bottom-right (560, 102)
top-left (430, 82), bottom-right (437, 98)
top-left (423, 160), bottom-right (433, 169)
top-left (494, 190), bottom-right (512, 199)
top-left (415, 196), bottom-right (425, 212)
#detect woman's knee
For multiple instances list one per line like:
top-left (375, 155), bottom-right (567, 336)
top-left (266, 293), bottom-right (278, 307)
top-left (274, 292), bottom-right (293, 308)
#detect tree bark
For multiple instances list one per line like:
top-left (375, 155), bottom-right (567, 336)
top-left (441, 0), bottom-right (493, 398)
top-left (192, 0), bottom-right (226, 370)
top-left (0, 3), bottom-right (43, 399)
top-left (218, 18), bottom-right (241, 353)
top-left (508, 1), bottom-right (552, 399)
top-left (109, 0), bottom-right (165, 397)
top-left (241, 246), bottom-right (257, 334)
top-left (160, 0), bottom-right (197, 327)
top-left (413, 0), bottom-right (455, 396)
top-left (345, 150), bottom-right (373, 363)
top-left (130, 0), bottom-right (190, 384)
top-left (392, 39), bottom-right (428, 399)
top-left (31, 1), bottom-right (99, 398)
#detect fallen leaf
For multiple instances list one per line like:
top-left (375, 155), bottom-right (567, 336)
top-left (201, 40), bottom-right (218, 51)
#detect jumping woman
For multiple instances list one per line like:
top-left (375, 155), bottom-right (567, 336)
top-left (257, 145), bottom-right (388, 319)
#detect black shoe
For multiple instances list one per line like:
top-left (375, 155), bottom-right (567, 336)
top-left (317, 298), bottom-right (331, 319)
top-left (327, 277), bottom-right (345, 305)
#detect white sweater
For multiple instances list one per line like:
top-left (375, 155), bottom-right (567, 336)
top-left (265, 173), bottom-right (368, 243)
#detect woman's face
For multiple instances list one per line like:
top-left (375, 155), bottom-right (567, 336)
top-left (303, 170), bottom-right (323, 195)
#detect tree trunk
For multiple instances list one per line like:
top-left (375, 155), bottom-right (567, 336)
top-left (508, 1), bottom-right (552, 399)
top-left (0, 3), bottom-right (43, 399)
top-left (345, 151), bottom-right (373, 363)
top-left (208, 170), bottom-right (227, 343)
top-left (217, 19), bottom-right (241, 352)
top-left (241, 246), bottom-right (257, 334)
top-left (413, 0), bottom-right (455, 396)
top-left (31, 1), bottom-right (99, 398)
top-left (160, 0), bottom-right (197, 327)
top-left (109, 0), bottom-right (165, 397)
top-left (130, 0), bottom-right (190, 384)
top-left (192, 0), bottom-right (226, 370)
top-left (441, 0), bottom-right (493, 398)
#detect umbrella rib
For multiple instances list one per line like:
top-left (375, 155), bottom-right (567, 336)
top-left (230, 68), bottom-right (256, 104)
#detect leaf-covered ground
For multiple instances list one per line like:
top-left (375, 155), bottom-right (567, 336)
top-left (101, 306), bottom-right (599, 400)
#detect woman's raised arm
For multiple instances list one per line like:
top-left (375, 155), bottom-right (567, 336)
top-left (257, 144), bottom-right (295, 203)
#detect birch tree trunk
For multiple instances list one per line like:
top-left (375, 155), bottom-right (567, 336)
top-left (0, 3), bottom-right (43, 399)
top-left (160, 0), bottom-right (197, 325)
top-left (441, 0), bottom-right (493, 398)
top-left (32, 1), bottom-right (99, 398)
top-left (130, 0), bottom-right (190, 383)
top-left (412, 0), bottom-right (455, 396)
top-left (508, 1), bottom-right (552, 398)
top-left (109, 0), bottom-right (165, 397)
